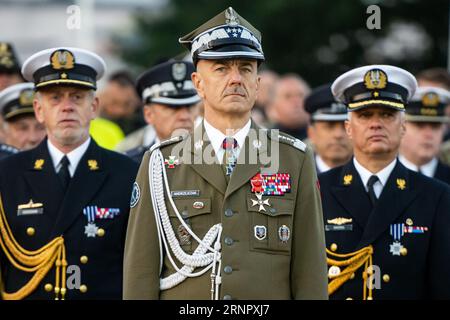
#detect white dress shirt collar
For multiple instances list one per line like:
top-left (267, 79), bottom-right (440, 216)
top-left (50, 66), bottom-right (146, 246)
top-left (398, 155), bottom-right (438, 178)
top-left (315, 155), bottom-right (331, 173)
top-left (353, 157), bottom-right (397, 198)
top-left (203, 119), bottom-right (251, 164)
top-left (47, 137), bottom-right (91, 177)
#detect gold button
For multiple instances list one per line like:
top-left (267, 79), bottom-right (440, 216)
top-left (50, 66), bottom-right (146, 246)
top-left (346, 297), bottom-right (353, 300)
top-left (97, 228), bottom-right (105, 237)
top-left (330, 243), bottom-right (338, 252)
top-left (80, 256), bottom-right (88, 264)
top-left (400, 247), bottom-right (408, 256)
top-left (79, 285), bottom-right (88, 293)
top-left (406, 218), bottom-right (413, 226)
top-left (26, 227), bottom-right (35, 236)
top-left (383, 274), bottom-right (390, 283)
top-left (350, 273), bottom-right (355, 280)
top-left (44, 283), bottom-right (53, 292)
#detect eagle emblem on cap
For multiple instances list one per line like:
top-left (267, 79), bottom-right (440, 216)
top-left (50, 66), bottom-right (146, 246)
top-left (225, 7), bottom-right (240, 26)
top-left (50, 49), bottom-right (75, 70)
top-left (172, 63), bottom-right (187, 81)
top-left (422, 92), bottom-right (440, 107)
top-left (19, 89), bottom-right (35, 106)
top-left (364, 69), bottom-right (388, 90)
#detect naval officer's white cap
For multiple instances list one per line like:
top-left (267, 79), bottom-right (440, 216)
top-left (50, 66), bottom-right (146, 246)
top-left (21, 47), bottom-right (106, 90)
top-left (331, 65), bottom-right (417, 111)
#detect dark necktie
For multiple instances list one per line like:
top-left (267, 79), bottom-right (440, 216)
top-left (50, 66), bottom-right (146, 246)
top-left (222, 137), bottom-right (238, 179)
top-left (58, 156), bottom-right (71, 191)
top-left (367, 175), bottom-right (379, 206)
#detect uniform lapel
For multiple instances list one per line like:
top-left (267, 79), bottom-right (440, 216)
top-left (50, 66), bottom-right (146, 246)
top-left (49, 139), bottom-right (108, 238)
top-left (225, 121), bottom-right (265, 199)
top-left (23, 139), bottom-right (65, 216)
top-left (188, 123), bottom-right (227, 195)
top-left (329, 160), bottom-right (373, 229)
top-left (357, 161), bottom-right (420, 249)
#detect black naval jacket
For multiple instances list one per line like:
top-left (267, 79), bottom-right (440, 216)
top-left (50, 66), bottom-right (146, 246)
top-left (0, 138), bottom-right (138, 300)
top-left (434, 161), bottom-right (450, 185)
top-left (319, 159), bottom-right (450, 300)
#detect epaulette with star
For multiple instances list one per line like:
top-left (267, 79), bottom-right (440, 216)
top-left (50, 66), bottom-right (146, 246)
top-left (265, 130), bottom-right (307, 152)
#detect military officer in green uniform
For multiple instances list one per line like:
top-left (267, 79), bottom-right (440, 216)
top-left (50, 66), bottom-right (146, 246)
top-left (123, 7), bottom-right (328, 300)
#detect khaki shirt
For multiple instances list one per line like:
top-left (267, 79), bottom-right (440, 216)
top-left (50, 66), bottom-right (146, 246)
top-left (123, 122), bottom-right (328, 300)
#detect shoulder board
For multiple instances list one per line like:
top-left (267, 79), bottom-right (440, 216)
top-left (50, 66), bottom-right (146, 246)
top-left (266, 130), bottom-right (306, 152)
top-left (149, 135), bottom-right (185, 153)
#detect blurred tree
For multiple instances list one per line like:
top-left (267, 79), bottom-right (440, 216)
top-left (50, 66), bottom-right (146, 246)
top-left (117, 0), bottom-right (449, 87)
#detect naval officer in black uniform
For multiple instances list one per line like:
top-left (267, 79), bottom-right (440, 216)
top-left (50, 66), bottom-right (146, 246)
top-left (399, 86), bottom-right (450, 185)
top-left (0, 47), bottom-right (138, 300)
top-left (126, 60), bottom-right (200, 163)
top-left (304, 84), bottom-right (353, 173)
top-left (319, 65), bottom-right (450, 300)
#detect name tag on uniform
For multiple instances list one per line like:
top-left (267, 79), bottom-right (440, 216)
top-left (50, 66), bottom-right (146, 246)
top-left (171, 190), bottom-right (200, 197)
top-left (325, 217), bottom-right (353, 231)
top-left (17, 200), bottom-right (44, 216)
top-left (325, 224), bottom-right (353, 231)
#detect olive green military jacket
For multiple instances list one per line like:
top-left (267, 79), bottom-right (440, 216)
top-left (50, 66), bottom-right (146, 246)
top-left (123, 121), bottom-right (328, 300)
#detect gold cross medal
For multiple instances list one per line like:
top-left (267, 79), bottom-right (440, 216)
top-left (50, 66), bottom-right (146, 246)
top-left (251, 193), bottom-right (271, 212)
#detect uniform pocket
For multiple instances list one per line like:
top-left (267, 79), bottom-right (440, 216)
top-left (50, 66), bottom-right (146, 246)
top-left (247, 196), bottom-right (294, 255)
top-left (168, 197), bottom-right (212, 253)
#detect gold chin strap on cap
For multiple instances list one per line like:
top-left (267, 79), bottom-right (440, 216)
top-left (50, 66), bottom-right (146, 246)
top-left (0, 195), bottom-right (67, 300)
top-left (326, 245), bottom-right (374, 300)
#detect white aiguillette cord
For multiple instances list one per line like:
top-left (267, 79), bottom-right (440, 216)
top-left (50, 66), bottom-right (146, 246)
top-left (148, 149), bottom-right (223, 299)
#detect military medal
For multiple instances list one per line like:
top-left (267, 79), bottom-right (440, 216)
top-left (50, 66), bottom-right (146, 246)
top-left (278, 225), bottom-right (290, 243)
top-left (254, 225), bottom-right (267, 240)
top-left (164, 156), bottom-right (180, 169)
top-left (389, 223), bottom-right (404, 256)
top-left (83, 206), bottom-right (99, 238)
top-left (403, 225), bottom-right (428, 234)
top-left (84, 222), bottom-right (99, 238)
top-left (250, 173), bottom-right (291, 196)
top-left (251, 193), bottom-right (271, 212)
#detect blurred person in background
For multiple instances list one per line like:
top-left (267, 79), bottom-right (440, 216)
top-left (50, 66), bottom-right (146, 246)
top-left (305, 83), bottom-right (353, 173)
top-left (125, 60), bottom-right (200, 163)
top-left (252, 69), bottom-right (278, 127)
top-left (269, 74), bottom-right (311, 139)
top-left (416, 68), bottom-right (450, 166)
top-left (97, 71), bottom-right (144, 135)
top-left (0, 82), bottom-right (46, 153)
top-left (399, 86), bottom-right (450, 184)
top-left (0, 42), bottom-right (25, 144)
